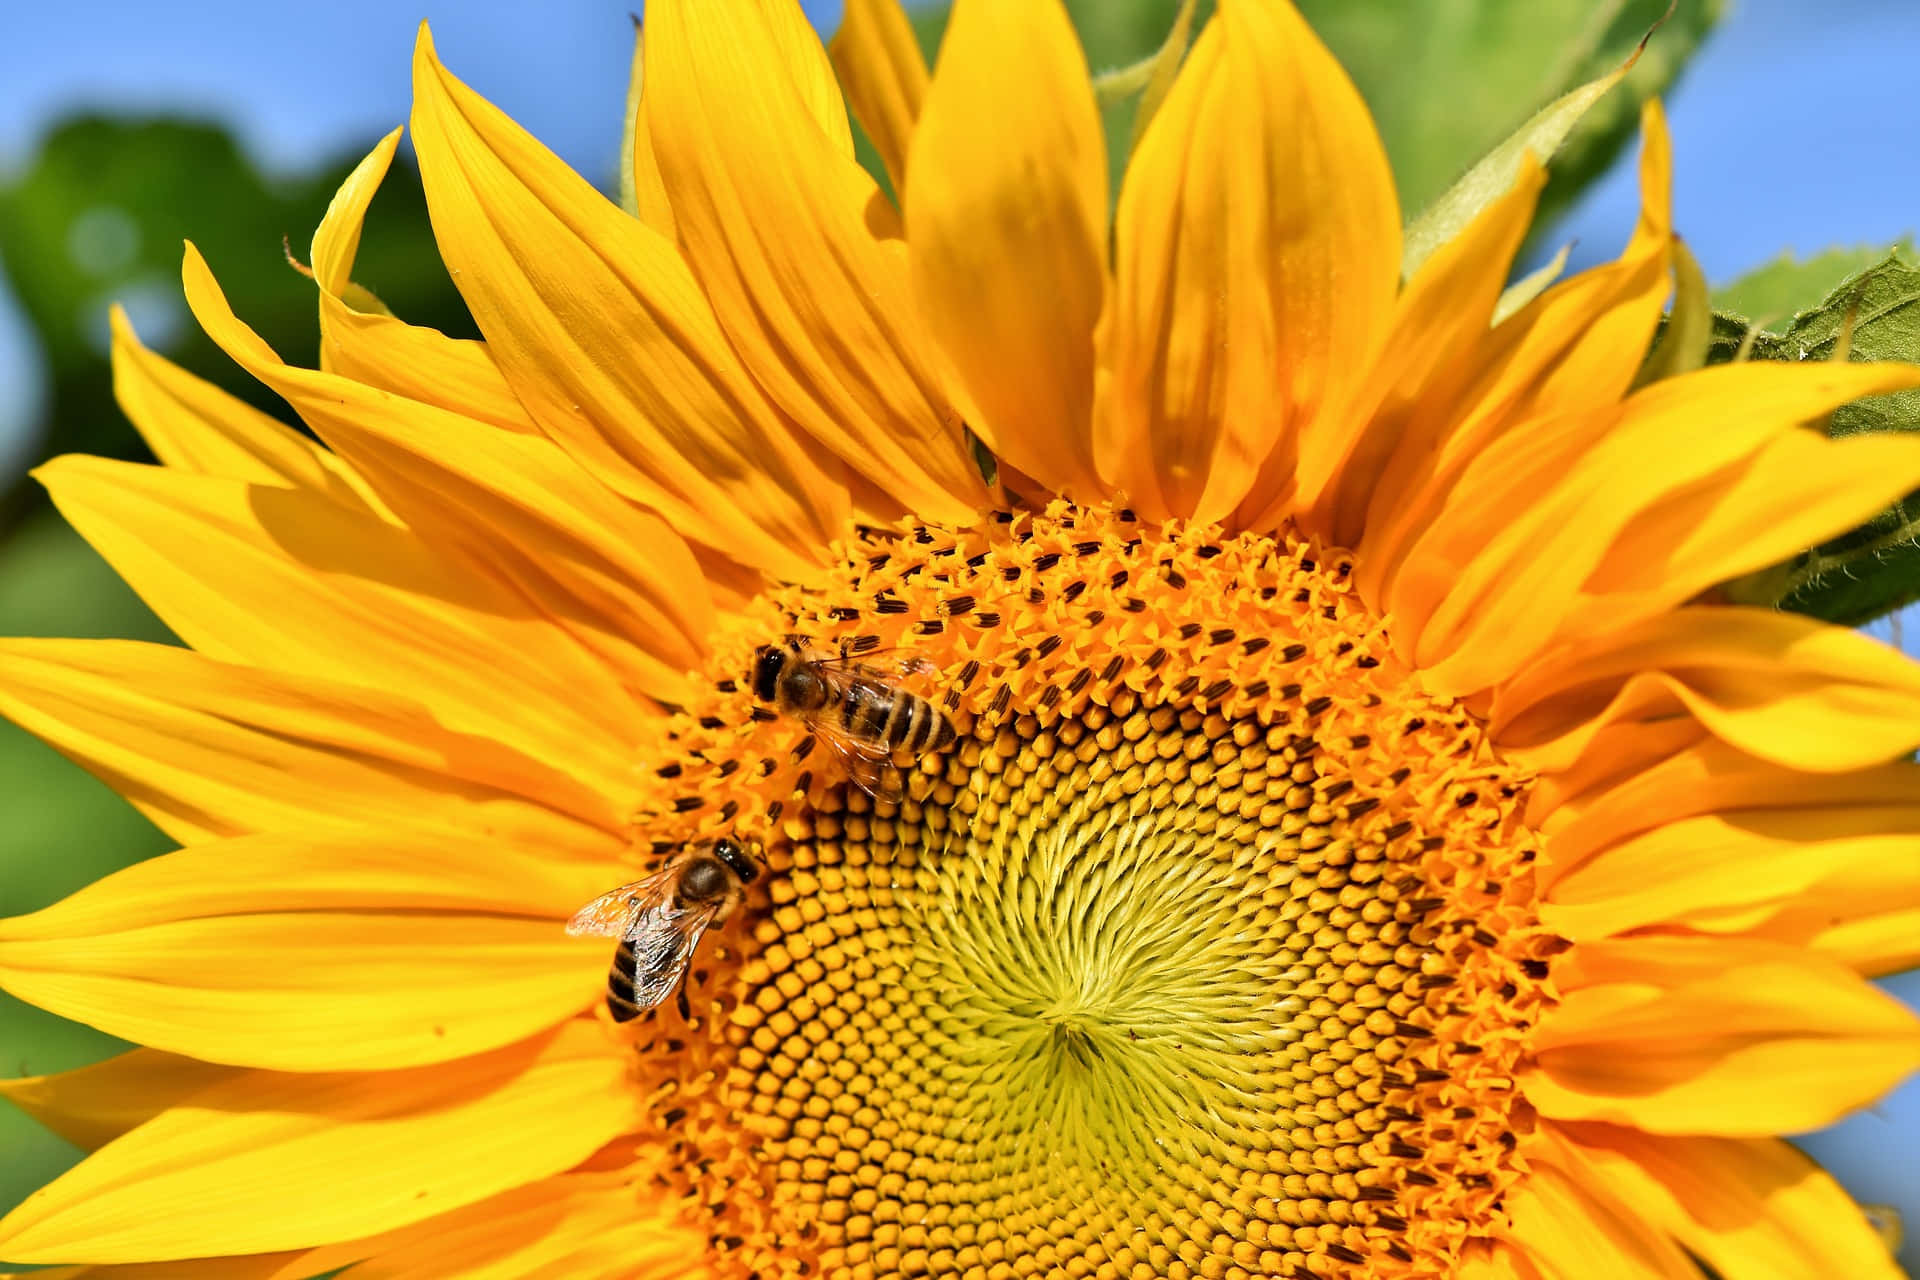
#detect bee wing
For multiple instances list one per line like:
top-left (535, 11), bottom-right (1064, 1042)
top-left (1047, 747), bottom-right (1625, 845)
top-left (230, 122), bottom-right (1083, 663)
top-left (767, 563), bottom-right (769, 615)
top-left (812, 719), bottom-right (908, 802)
top-left (811, 651), bottom-right (937, 681)
top-left (623, 898), bottom-right (723, 1013)
top-left (565, 865), bottom-right (677, 937)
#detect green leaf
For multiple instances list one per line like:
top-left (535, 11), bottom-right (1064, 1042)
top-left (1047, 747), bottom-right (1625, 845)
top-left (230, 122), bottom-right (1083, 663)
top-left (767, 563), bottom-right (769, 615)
top-left (0, 510), bottom-right (174, 1219)
top-left (1714, 248), bottom-right (1920, 624)
top-left (892, 0), bottom-right (1717, 231)
top-left (1712, 242), bottom-right (1909, 327)
top-left (0, 115), bottom-right (477, 520)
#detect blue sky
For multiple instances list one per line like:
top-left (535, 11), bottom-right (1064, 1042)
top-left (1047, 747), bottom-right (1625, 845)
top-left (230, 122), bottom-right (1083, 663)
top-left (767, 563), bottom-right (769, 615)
top-left (1, 0), bottom-right (1918, 1259)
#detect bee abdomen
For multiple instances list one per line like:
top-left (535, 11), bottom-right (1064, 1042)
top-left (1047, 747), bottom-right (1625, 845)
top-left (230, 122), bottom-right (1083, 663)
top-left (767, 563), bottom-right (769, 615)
top-left (923, 704), bottom-right (958, 752)
top-left (841, 682), bottom-right (894, 741)
top-left (607, 939), bottom-right (643, 1023)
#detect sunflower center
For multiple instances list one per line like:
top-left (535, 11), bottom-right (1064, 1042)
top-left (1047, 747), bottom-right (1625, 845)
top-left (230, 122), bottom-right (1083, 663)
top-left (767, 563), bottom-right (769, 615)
top-left (622, 502), bottom-right (1558, 1279)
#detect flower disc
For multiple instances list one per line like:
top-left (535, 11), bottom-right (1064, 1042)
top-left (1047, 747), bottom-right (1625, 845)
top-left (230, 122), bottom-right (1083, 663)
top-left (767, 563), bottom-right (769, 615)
top-left (629, 503), bottom-right (1557, 1279)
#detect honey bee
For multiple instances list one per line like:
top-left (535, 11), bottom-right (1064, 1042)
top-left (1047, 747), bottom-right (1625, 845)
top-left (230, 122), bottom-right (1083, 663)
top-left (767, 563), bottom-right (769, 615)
top-left (751, 638), bottom-right (957, 798)
top-left (565, 837), bottom-right (759, 1022)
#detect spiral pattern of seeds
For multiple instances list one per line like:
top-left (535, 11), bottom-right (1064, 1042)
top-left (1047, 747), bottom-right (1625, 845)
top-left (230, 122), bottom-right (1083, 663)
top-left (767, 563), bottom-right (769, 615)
top-left (614, 501), bottom-right (1559, 1280)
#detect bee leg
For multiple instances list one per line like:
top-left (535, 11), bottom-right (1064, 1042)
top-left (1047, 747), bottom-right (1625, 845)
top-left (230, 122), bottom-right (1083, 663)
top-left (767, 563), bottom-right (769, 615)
top-left (675, 970), bottom-right (694, 1023)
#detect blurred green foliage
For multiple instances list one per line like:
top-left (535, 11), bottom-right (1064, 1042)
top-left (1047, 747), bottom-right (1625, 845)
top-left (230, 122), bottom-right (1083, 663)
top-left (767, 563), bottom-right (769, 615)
top-left (0, 116), bottom-right (476, 531)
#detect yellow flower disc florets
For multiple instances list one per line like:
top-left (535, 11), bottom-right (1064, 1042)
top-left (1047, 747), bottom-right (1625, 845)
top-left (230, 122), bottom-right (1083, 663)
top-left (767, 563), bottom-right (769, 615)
top-left (618, 502), bottom-right (1562, 1279)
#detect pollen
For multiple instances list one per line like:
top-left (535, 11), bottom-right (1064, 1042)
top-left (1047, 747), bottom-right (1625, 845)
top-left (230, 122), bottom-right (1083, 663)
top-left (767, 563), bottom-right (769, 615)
top-left (615, 502), bottom-right (1557, 1279)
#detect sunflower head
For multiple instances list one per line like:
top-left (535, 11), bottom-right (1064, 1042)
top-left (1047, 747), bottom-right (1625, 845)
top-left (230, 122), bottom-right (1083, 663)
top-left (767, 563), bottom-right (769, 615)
top-left (0, 2), bottom-right (1918, 1279)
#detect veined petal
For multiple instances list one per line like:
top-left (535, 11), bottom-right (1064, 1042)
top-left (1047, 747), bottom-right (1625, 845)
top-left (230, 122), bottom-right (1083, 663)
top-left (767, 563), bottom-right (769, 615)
top-left (0, 1051), bottom-right (239, 1152)
top-left (1535, 737), bottom-right (1908, 869)
top-left (189, 241), bottom-right (716, 704)
top-left (644, 0), bottom-right (990, 523)
top-left (0, 832), bottom-right (609, 1070)
top-left (1523, 937), bottom-right (1920, 1135)
top-left (281, 1173), bottom-right (700, 1280)
top-left (1576, 425), bottom-right (1920, 633)
top-left (0, 1023), bottom-right (631, 1264)
top-left (1497, 1142), bottom-right (1701, 1280)
top-left (110, 310), bottom-right (384, 509)
top-left (623, 23), bottom-right (677, 240)
top-left (1493, 607), bottom-right (1920, 774)
top-left (38, 448), bottom-right (640, 789)
top-left (1404, 360), bottom-right (1920, 694)
top-left (829, 0), bottom-right (928, 194)
top-left (1324, 155), bottom-right (1546, 557)
top-left (1098, 21), bottom-right (1242, 519)
top-left (0, 638), bottom-right (618, 847)
top-left (308, 131), bottom-right (541, 433)
top-left (1368, 107), bottom-right (1672, 610)
top-left (410, 29), bottom-right (853, 578)
top-left (1541, 799), bottom-right (1920, 945)
top-left (1195, 0), bottom-right (1402, 531)
top-left (1557, 1122), bottom-right (1905, 1280)
top-left (1497, 101), bottom-right (1674, 425)
top-left (907, 0), bottom-right (1106, 501)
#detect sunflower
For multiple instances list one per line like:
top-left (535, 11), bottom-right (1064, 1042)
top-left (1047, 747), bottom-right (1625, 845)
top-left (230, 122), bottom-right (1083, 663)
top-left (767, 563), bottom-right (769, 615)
top-left (3, 0), bottom-right (1919, 1276)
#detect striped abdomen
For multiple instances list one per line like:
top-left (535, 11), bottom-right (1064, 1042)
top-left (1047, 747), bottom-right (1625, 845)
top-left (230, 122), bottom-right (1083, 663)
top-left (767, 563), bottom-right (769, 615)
top-left (607, 936), bottom-right (644, 1023)
top-left (835, 681), bottom-right (956, 757)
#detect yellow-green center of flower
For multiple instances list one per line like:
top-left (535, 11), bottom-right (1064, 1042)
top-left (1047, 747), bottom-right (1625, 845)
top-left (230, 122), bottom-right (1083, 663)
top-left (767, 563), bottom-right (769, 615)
top-left (616, 502), bottom-right (1557, 1279)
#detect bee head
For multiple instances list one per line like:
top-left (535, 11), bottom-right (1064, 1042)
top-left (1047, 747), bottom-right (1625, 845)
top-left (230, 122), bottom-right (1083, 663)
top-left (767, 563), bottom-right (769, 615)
top-left (750, 645), bottom-right (784, 703)
top-left (712, 836), bottom-right (759, 883)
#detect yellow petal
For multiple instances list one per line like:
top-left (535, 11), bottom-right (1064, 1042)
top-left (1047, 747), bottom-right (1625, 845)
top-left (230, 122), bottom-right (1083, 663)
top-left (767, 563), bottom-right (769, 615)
top-left (1721, 855), bottom-right (1920, 978)
top-left (1119, 0), bottom-right (1401, 527)
top-left (109, 309), bottom-right (384, 509)
top-left (186, 244), bottom-right (717, 704)
top-left (1098, 20), bottom-right (1242, 519)
top-left (1558, 1123), bottom-right (1906, 1280)
top-left (0, 1051), bottom-right (239, 1152)
top-left (2, 1258), bottom-right (303, 1280)
top-left (1497, 1140), bottom-right (1701, 1279)
top-left (306, 135), bottom-right (541, 435)
top-left (280, 1173), bottom-right (700, 1280)
top-left (1542, 797), bottom-right (1920, 946)
top-left (906, 0), bottom-right (1106, 502)
top-left (643, 0), bottom-right (989, 523)
top-left (0, 1023), bottom-right (631, 1264)
top-left (1578, 425), bottom-right (1920, 633)
top-left (1495, 606), bottom-right (1920, 774)
top-left (1189, 0), bottom-right (1402, 531)
top-left (409, 29), bottom-right (853, 578)
top-left (619, 21), bottom-right (678, 241)
top-left (0, 637), bottom-right (617, 847)
top-left (1536, 737), bottom-right (1905, 870)
top-left (829, 0), bottom-right (928, 195)
top-left (1369, 108), bottom-right (1672, 613)
top-left (37, 449), bottom-right (640, 791)
top-left (1405, 360), bottom-right (1920, 694)
top-left (1505, 99), bottom-right (1674, 425)
top-left (1523, 936), bottom-right (1920, 1135)
top-left (0, 831), bottom-right (609, 1070)
top-left (1325, 155), bottom-right (1546, 559)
